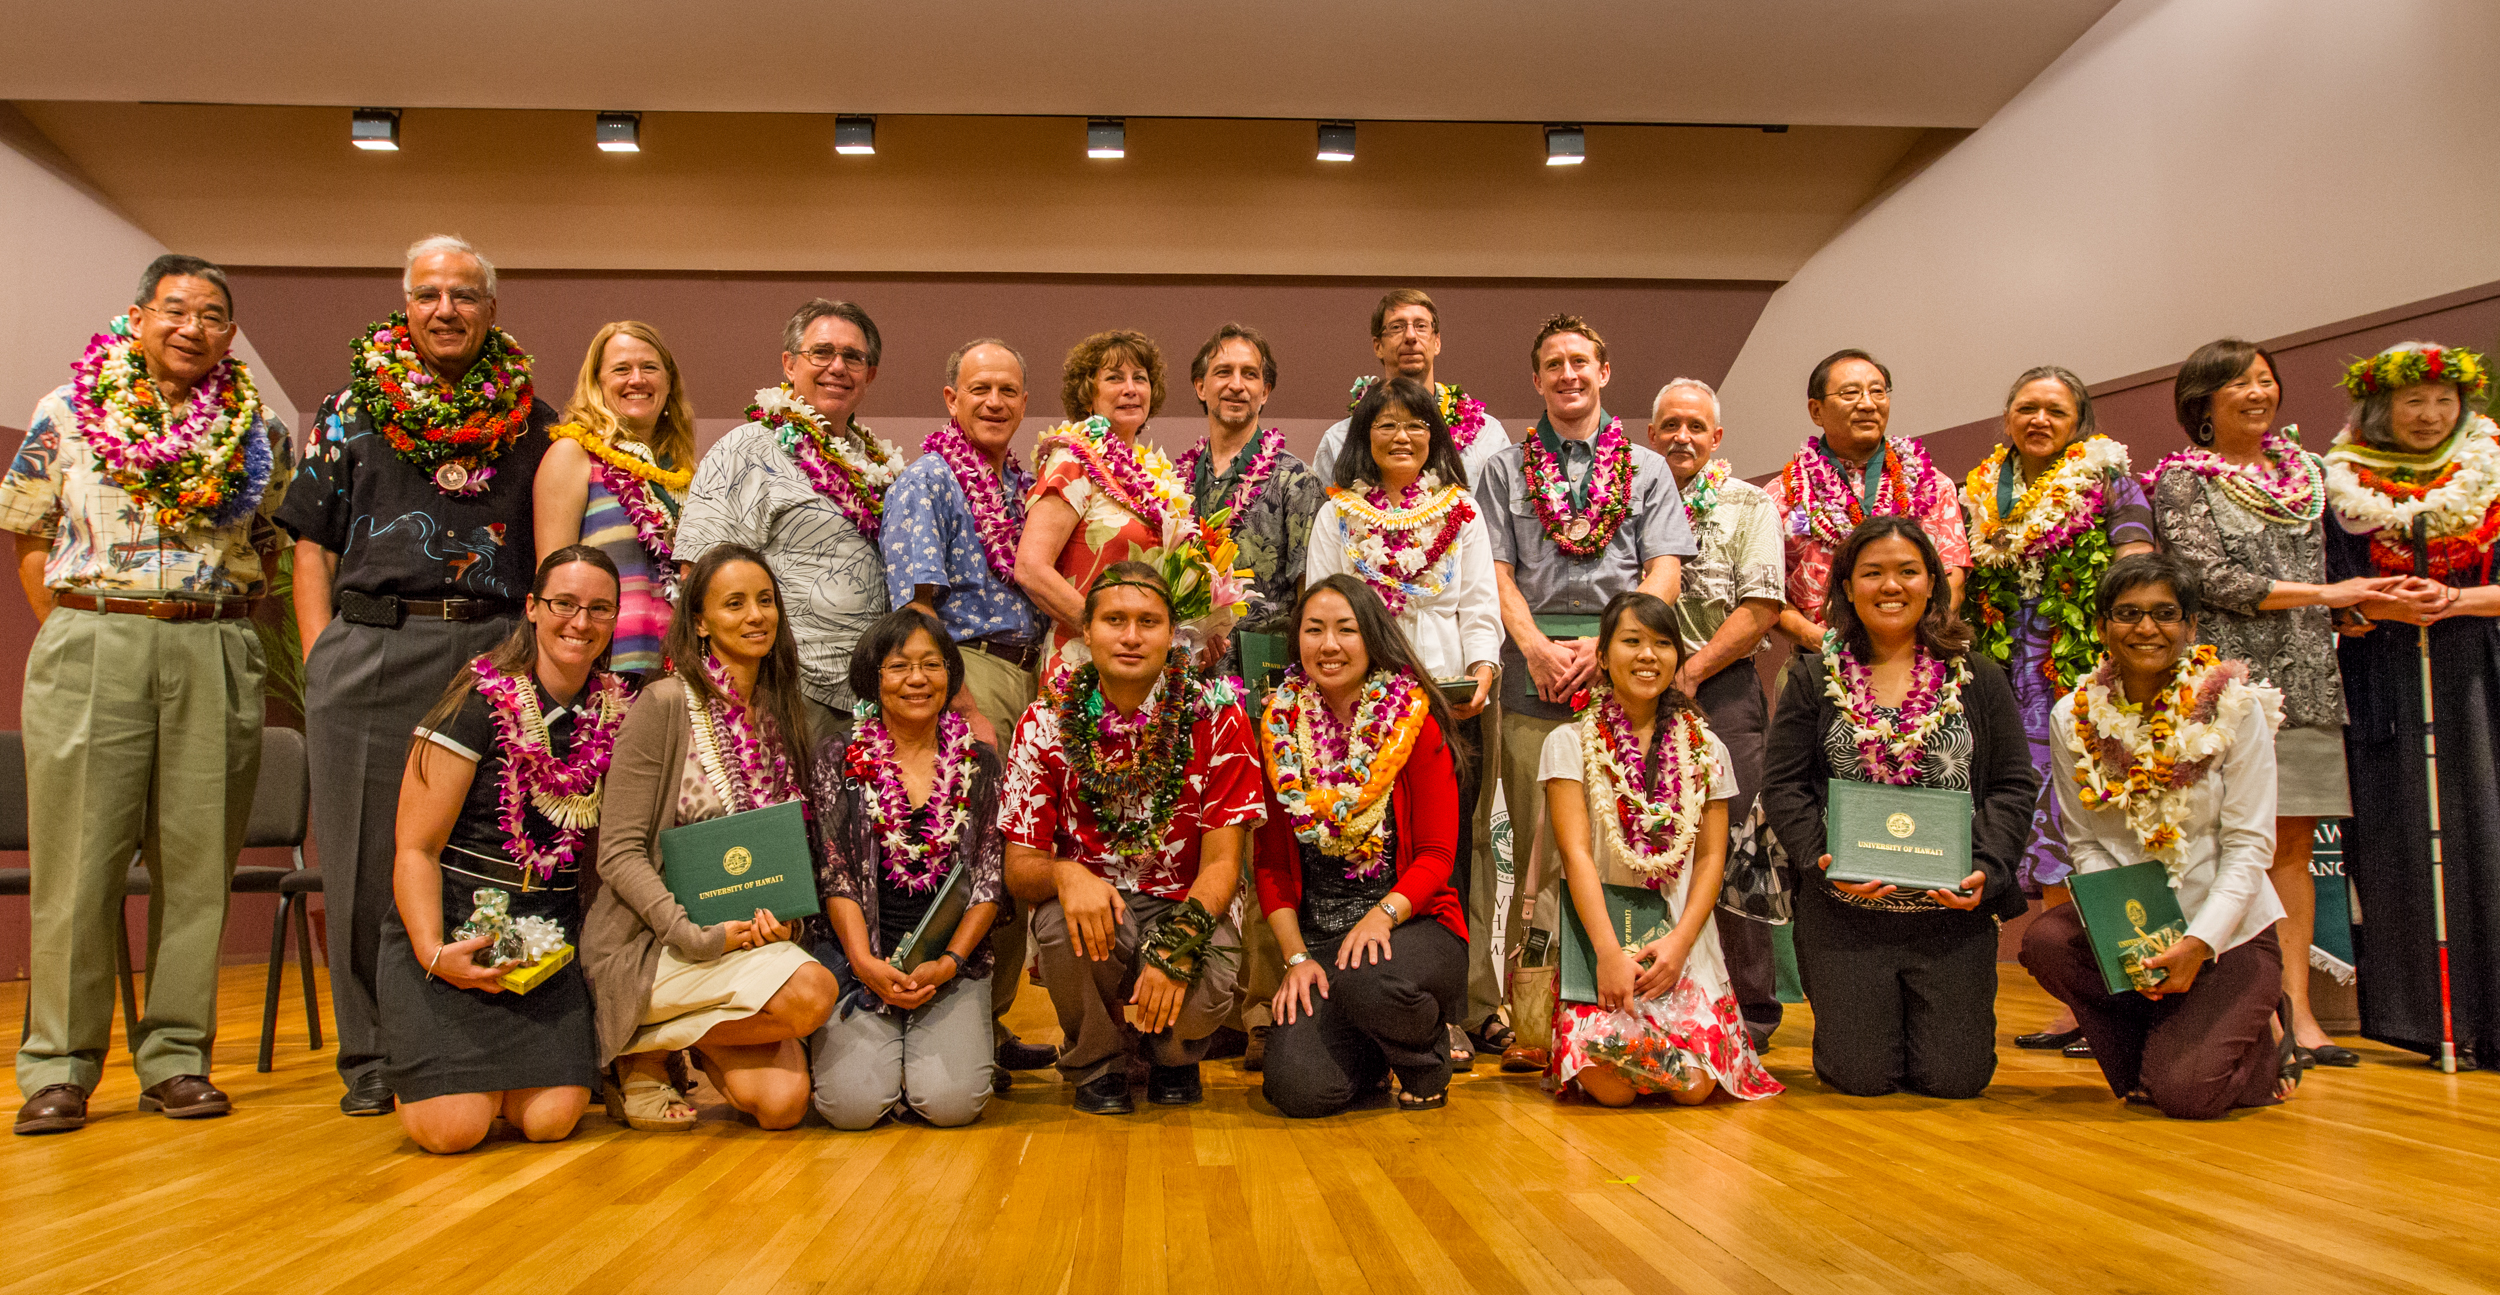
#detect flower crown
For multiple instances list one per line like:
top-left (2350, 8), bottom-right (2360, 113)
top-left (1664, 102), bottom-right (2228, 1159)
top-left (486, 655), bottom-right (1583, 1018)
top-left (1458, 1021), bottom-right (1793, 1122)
top-left (2340, 344), bottom-right (2490, 401)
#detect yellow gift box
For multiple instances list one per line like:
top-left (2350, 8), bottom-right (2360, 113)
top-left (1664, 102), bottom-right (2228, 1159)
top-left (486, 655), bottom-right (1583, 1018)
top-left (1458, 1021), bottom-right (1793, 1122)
top-left (499, 942), bottom-right (575, 994)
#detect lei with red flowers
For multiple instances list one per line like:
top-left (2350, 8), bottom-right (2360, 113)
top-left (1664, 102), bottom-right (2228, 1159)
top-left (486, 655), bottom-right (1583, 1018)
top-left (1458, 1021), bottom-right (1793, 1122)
top-left (1261, 667), bottom-right (1431, 879)
top-left (747, 384), bottom-right (906, 540)
top-left (1522, 418), bottom-right (1635, 557)
top-left (2143, 427), bottom-right (2325, 526)
top-left (2323, 415), bottom-right (2500, 577)
top-left (68, 320), bottom-right (273, 531)
top-left (1327, 474), bottom-right (1475, 617)
top-left (2340, 343), bottom-right (2490, 401)
top-left (1777, 434), bottom-right (1947, 547)
top-left (689, 650), bottom-right (802, 813)
top-left (349, 313), bottom-right (533, 496)
top-left (1578, 693), bottom-right (1712, 885)
top-left (551, 423), bottom-right (686, 596)
top-left (468, 656), bottom-right (629, 881)
top-left (1821, 633), bottom-right (1970, 786)
top-left (842, 710), bottom-right (979, 893)
top-left (1034, 416), bottom-right (1189, 541)
top-left (1174, 426), bottom-right (1285, 521)
top-left (1348, 377), bottom-right (1489, 453)
top-left (921, 420), bottom-right (1032, 583)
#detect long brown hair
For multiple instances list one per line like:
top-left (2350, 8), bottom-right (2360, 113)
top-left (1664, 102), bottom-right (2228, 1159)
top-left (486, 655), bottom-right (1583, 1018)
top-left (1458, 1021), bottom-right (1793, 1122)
top-left (562, 320), bottom-right (697, 473)
top-left (409, 544), bottom-right (620, 774)
top-left (664, 544), bottom-right (817, 794)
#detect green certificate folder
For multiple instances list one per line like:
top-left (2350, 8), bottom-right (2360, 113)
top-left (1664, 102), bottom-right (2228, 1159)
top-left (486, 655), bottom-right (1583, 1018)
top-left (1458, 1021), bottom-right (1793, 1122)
top-left (1824, 779), bottom-right (1974, 892)
top-left (1435, 677), bottom-right (1482, 707)
top-left (889, 860), bottom-right (972, 970)
top-left (657, 800), bottom-right (822, 927)
top-left (1239, 630), bottom-right (1290, 705)
top-left (1558, 882), bottom-right (1672, 1004)
top-left (2070, 861), bottom-right (2190, 994)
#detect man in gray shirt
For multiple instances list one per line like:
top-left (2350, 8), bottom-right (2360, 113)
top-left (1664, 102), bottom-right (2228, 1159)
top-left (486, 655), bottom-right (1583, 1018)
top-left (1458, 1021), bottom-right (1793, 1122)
top-left (1477, 314), bottom-right (1694, 1059)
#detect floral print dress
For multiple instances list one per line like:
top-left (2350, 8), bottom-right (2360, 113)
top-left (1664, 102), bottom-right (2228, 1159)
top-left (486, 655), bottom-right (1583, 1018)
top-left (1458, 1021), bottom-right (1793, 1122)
top-left (1028, 430), bottom-right (1192, 685)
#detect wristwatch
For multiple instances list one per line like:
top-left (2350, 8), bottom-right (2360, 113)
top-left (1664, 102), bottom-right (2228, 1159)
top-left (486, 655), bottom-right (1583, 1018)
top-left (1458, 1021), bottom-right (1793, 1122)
top-left (1284, 952), bottom-right (1311, 969)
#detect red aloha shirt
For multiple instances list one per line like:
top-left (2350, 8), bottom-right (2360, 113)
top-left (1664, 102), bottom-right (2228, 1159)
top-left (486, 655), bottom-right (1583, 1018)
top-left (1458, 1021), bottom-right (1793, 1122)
top-left (1001, 679), bottom-right (1267, 900)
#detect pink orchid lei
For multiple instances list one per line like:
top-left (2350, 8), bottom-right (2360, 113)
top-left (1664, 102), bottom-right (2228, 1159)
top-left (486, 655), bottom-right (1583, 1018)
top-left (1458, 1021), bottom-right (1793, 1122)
top-left (693, 649), bottom-right (802, 812)
top-left (1584, 694), bottom-right (1712, 885)
top-left (597, 461), bottom-right (680, 597)
top-left (1328, 474), bottom-right (1475, 617)
top-left (922, 420), bottom-right (1032, 583)
top-left (2142, 427), bottom-right (2327, 526)
top-left (1523, 417), bottom-right (1635, 557)
top-left (1348, 377), bottom-right (1488, 453)
top-left (468, 655), bottom-right (630, 881)
top-left (69, 322), bottom-right (273, 530)
top-left (1819, 632), bottom-right (1971, 786)
top-left (1778, 434), bottom-right (1950, 546)
top-left (1173, 426), bottom-right (1285, 520)
top-left (747, 384), bottom-right (906, 540)
top-left (841, 710), bottom-right (978, 892)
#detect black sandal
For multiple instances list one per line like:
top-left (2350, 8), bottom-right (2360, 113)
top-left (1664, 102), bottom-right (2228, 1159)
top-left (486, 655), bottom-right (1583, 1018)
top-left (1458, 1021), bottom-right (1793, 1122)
top-left (1467, 1013), bottom-right (1515, 1057)
top-left (2274, 997), bottom-right (2308, 1102)
top-left (1396, 1088), bottom-right (1448, 1111)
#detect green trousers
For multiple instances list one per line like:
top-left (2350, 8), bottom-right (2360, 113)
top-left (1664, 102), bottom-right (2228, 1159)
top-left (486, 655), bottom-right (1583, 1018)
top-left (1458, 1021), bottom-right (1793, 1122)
top-left (15, 607), bottom-right (263, 1095)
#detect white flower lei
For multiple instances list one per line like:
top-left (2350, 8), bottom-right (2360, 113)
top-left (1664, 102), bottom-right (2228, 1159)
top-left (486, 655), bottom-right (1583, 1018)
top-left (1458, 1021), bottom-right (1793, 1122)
top-left (2323, 414), bottom-right (2500, 538)
top-left (1579, 703), bottom-right (1710, 881)
top-left (1822, 642), bottom-right (1970, 784)
top-left (2066, 651), bottom-right (2283, 869)
top-left (750, 384), bottom-right (905, 493)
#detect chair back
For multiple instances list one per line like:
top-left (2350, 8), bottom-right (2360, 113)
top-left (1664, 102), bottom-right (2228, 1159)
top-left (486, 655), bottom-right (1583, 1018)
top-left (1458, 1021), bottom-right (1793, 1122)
top-left (244, 726), bottom-right (310, 850)
top-left (0, 731), bottom-right (25, 852)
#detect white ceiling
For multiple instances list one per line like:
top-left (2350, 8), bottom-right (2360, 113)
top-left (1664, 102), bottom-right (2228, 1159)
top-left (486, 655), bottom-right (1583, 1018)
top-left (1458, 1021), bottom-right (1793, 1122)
top-left (0, 0), bottom-right (2118, 129)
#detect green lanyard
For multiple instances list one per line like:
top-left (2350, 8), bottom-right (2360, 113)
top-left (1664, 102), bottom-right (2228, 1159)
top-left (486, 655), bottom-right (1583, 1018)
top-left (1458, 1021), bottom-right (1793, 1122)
top-left (1534, 413), bottom-right (1608, 509)
top-left (1818, 436), bottom-right (1889, 513)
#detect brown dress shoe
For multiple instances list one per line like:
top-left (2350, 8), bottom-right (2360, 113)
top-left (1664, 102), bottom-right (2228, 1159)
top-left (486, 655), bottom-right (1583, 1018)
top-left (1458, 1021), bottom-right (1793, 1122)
top-left (15, 1083), bottom-right (88, 1135)
top-left (139, 1075), bottom-right (232, 1119)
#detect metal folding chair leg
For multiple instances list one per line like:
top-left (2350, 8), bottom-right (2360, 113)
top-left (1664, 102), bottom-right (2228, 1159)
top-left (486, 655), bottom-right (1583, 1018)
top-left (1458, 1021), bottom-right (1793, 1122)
top-left (294, 893), bottom-right (322, 1049)
top-left (259, 891), bottom-right (290, 1073)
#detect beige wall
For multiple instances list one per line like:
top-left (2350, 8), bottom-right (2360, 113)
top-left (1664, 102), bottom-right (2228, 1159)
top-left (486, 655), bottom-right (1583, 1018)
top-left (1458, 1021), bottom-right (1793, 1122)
top-left (1713, 0), bottom-right (2500, 476)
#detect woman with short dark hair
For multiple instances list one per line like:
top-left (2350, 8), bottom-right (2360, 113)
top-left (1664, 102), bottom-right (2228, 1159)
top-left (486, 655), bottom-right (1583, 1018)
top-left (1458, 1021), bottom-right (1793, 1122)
top-left (1762, 517), bottom-right (2036, 1098)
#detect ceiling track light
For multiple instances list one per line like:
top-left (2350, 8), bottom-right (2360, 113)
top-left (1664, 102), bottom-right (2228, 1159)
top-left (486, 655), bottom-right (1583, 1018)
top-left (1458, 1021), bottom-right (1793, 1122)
top-left (351, 107), bottom-right (400, 152)
top-left (1316, 120), bottom-right (1356, 163)
top-left (595, 111), bottom-right (641, 153)
top-left (1544, 124), bottom-right (1585, 166)
top-left (1087, 117), bottom-right (1126, 159)
top-left (834, 115), bottom-right (877, 155)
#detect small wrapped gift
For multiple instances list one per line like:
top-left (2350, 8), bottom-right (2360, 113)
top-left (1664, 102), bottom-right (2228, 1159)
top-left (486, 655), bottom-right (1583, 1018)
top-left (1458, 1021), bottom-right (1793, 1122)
top-left (452, 888), bottom-right (575, 994)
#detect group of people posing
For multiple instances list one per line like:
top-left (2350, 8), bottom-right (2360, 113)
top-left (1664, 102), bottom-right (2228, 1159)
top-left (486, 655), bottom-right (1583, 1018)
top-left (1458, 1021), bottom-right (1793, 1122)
top-left (12, 235), bottom-right (2496, 1148)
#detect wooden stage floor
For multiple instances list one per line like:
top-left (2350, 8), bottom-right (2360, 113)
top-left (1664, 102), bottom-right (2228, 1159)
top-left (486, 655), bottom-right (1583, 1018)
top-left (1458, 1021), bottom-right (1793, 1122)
top-left (2, 965), bottom-right (2494, 1295)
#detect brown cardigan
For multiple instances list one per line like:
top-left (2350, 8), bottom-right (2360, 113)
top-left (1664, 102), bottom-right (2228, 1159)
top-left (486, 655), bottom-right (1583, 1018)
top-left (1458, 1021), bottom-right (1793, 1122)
top-left (582, 677), bottom-right (732, 1064)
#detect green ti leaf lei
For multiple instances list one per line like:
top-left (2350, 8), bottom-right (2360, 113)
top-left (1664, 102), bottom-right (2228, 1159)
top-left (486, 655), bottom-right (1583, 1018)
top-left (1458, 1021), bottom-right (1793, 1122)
top-left (1964, 523), bottom-right (2113, 697)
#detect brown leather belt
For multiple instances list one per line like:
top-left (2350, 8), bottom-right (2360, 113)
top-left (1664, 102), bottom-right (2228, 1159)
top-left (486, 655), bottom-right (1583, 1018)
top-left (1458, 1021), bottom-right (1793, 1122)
top-left (53, 592), bottom-right (254, 621)
top-left (339, 589), bottom-right (518, 627)
top-left (965, 634), bottom-right (1042, 672)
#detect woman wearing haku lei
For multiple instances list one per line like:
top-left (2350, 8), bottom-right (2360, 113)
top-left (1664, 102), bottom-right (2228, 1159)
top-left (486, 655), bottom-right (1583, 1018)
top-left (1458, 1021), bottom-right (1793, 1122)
top-left (380, 546), bottom-right (628, 1154)
top-left (1255, 576), bottom-right (1470, 1115)
top-left (2022, 551), bottom-right (2307, 1118)
top-left (1016, 330), bottom-right (1246, 685)
top-left (2323, 340), bottom-right (2500, 1069)
top-left (1762, 517), bottom-right (2037, 1099)
top-left (1958, 366), bottom-right (2158, 1053)
top-left (1538, 591), bottom-right (1781, 1106)
top-left (535, 322), bottom-right (699, 679)
top-left (582, 546), bottom-right (838, 1133)
top-left (807, 609), bottom-right (1007, 1129)
top-left (2148, 338), bottom-right (2413, 1069)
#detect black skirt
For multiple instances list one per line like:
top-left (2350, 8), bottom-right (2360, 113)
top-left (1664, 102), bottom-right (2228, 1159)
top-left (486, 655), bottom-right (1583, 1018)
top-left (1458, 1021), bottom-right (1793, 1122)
top-left (378, 866), bottom-right (600, 1103)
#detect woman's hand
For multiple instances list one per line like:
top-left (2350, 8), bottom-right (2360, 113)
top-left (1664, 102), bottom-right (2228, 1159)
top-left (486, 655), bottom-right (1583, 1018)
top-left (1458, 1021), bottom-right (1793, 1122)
top-left (750, 908), bottom-right (793, 945)
top-left (1818, 853), bottom-right (1898, 900)
top-left (2138, 935), bottom-right (2213, 999)
top-left (905, 954), bottom-right (957, 991)
top-left (1925, 870), bottom-right (1988, 911)
top-left (425, 934), bottom-right (516, 993)
top-left (2318, 576), bottom-right (2408, 609)
top-left (1632, 928), bottom-right (1696, 999)
top-left (856, 954), bottom-right (934, 1010)
top-left (1335, 909), bottom-right (1397, 969)
top-left (1272, 957), bottom-right (1331, 1025)
top-left (1452, 663), bottom-right (1496, 720)
top-left (1596, 947), bottom-right (1641, 1015)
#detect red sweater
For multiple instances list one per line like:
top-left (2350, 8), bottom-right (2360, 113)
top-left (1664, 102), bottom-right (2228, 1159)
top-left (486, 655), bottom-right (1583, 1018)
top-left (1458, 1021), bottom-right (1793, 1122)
top-left (1255, 716), bottom-right (1467, 943)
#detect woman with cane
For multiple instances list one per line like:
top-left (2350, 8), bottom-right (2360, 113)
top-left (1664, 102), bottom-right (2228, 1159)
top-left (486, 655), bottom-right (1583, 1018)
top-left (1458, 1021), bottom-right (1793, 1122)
top-left (2325, 342), bottom-right (2500, 1071)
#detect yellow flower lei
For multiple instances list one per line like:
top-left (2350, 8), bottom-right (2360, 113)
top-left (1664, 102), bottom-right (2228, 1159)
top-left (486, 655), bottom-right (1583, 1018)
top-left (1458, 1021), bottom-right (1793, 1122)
top-left (549, 422), bottom-right (692, 491)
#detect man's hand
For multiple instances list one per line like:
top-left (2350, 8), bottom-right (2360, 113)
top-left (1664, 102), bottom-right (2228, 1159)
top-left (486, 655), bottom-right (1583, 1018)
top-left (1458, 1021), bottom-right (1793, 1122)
top-left (1519, 631), bottom-right (1578, 702)
top-left (1132, 964), bottom-right (1186, 1034)
top-left (1055, 859), bottom-right (1126, 961)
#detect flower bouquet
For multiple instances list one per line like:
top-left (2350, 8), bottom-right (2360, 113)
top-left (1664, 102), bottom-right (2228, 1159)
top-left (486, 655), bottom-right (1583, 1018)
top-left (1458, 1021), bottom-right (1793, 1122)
top-left (1156, 506), bottom-right (1255, 650)
top-left (451, 888), bottom-right (573, 993)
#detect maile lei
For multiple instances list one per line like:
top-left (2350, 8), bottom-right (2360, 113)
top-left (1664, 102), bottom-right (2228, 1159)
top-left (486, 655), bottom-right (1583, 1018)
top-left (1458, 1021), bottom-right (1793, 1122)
top-left (1328, 473), bottom-right (1475, 617)
top-left (746, 384), bottom-right (906, 540)
top-left (1679, 458), bottom-right (1733, 527)
top-left (1578, 693), bottom-right (1712, 885)
top-left (349, 313), bottom-right (533, 496)
top-left (1053, 650), bottom-right (1229, 868)
top-left (2068, 644), bottom-right (2282, 869)
top-left (551, 423), bottom-right (688, 596)
top-left (1523, 418), bottom-right (1635, 557)
top-left (1961, 436), bottom-right (2131, 695)
top-left (921, 420), bottom-right (1032, 583)
top-left (2143, 427), bottom-right (2326, 526)
top-left (467, 656), bottom-right (630, 882)
top-left (689, 650), bottom-right (802, 813)
top-left (1173, 426), bottom-right (1285, 519)
top-left (68, 318), bottom-right (273, 530)
top-left (1260, 667), bottom-right (1431, 879)
top-left (2323, 414), bottom-right (2500, 577)
top-left (1777, 434), bottom-right (1949, 546)
top-left (1348, 377), bottom-right (1488, 453)
top-left (841, 710), bottom-right (978, 893)
top-left (1034, 415), bottom-right (1192, 543)
top-left (1821, 631), bottom-right (1971, 785)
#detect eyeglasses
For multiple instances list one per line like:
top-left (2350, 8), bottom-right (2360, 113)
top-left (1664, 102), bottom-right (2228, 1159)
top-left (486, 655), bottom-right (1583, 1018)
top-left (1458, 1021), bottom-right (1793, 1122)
top-left (1823, 384), bottom-right (1890, 405)
top-left (1377, 320), bottom-right (1436, 339)
top-left (793, 345), bottom-right (873, 372)
top-left (409, 286), bottom-right (489, 312)
top-left (536, 597), bottom-right (619, 623)
top-left (879, 659), bottom-right (947, 680)
top-left (2105, 605), bottom-right (2185, 625)
top-left (140, 303), bottom-right (235, 335)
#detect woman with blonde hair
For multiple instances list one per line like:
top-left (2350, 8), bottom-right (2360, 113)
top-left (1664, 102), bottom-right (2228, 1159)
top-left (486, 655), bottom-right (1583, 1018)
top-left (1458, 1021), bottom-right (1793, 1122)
top-left (537, 321), bottom-right (700, 678)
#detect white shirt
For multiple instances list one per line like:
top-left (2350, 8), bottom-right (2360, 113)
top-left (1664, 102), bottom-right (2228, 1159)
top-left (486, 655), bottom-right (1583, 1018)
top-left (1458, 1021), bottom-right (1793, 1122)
top-left (1312, 410), bottom-right (1511, 495)
top-left (2049, 688), bottom-right (2287, 956)
top-left (1303, 493), bottom-right (1502, 683)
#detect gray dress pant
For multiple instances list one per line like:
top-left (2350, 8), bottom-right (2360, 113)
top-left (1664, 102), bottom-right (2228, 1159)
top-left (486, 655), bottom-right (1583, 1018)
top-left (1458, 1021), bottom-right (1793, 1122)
top-left (1029, 890), bottom-right (1242, 1085)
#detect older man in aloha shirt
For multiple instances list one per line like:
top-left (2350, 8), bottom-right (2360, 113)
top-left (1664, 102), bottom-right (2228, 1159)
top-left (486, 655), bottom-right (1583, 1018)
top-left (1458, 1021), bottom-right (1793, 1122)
top-left (1001, 686), bottom-right (1265, 1087)
top-left (4, 364), bottom-right (291, 1120)
top-left (1777, 435), bottom-right (1970, 626)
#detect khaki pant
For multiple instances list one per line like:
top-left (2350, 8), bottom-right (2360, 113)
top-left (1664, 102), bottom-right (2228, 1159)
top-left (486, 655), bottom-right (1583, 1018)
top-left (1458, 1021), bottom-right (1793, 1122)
top-left (961, 645), bottom-right (1039, 1045)
top-left (1498, 709), bottom-right (1567, 965)
top-left (16, 609), bottom-right (263, 1095)
top-left (1029, 890), bottom-right (1242, 1085)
